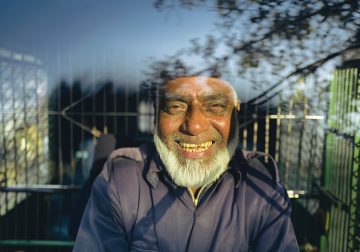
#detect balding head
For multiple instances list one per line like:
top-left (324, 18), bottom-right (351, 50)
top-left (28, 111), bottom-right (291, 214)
top-left (154, 76), bottom-right (240, 114)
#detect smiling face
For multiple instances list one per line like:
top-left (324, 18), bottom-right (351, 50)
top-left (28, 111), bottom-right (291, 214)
top-left (154, 76), bottom-right (240, 188)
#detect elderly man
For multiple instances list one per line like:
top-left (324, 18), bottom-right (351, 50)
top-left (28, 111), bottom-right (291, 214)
top-left (73, 76), bottom-right (299, 251)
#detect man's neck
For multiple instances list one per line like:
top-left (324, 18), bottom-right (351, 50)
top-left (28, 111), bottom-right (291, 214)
top-left (189, 187), bottom-right (200, 197)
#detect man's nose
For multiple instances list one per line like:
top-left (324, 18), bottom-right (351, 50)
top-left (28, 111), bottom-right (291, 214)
top-left (180, 106), bottom-right (210, 135)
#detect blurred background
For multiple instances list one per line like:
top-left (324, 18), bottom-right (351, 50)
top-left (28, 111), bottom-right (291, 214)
top-left (0, 0), bottom-right (359, 251)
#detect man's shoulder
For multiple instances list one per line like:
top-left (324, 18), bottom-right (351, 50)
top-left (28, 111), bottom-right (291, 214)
top-left (237, 150), bottom-right (290, 206)
top-left (100, 143), bottom-right (155, 182)
top-left (240, 150), bottom-right (280, 186)
top-left (233, 149), bottom-right (290, 199)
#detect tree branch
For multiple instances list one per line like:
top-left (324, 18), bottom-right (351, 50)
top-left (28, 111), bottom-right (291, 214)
top-left (246, 42), bottom-right (360, 105)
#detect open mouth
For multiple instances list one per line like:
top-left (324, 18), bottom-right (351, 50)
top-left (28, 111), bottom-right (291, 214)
top-left (177, 141), bottom-right (214, 152)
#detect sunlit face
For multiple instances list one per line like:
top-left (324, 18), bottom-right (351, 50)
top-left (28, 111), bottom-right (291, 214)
top-left (154, 76), bottom-right (240, 187)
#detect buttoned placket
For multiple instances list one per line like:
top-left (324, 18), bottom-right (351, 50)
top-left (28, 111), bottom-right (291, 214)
top-left (144, 152), bottom-right (246, 251)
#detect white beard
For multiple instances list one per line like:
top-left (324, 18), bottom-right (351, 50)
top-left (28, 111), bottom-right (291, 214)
top-left (153, 134), bottom-right (232, 188)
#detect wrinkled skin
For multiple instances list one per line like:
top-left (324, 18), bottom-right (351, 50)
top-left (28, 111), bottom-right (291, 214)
top-left (156, 76), bottom-right (240, 167)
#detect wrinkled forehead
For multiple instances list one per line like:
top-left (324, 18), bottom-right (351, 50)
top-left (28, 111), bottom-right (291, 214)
top-left (159, 76), bottom-right (236, 100)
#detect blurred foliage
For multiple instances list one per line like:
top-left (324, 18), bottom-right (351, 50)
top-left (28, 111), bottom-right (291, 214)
top-left (149, 0), bottom-right (360, 105)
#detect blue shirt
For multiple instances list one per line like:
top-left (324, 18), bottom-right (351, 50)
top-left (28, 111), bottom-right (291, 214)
top-left (74, 144), bottom-right (299, 252)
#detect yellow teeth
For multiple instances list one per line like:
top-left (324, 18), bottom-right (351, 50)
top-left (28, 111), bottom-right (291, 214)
top-left (178, 141), bottom-right (213, 152)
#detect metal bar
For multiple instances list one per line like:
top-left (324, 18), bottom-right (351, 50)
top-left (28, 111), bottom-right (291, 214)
top-left (337, 136), bottom-right (344, 211)
top-left (0, 56), bottom-right (9, 243)
top-left (21, 57), bottom-right (30, 241)
top-left (0, 239), bottom-right (74, 247)
top-left (242, 128), bottom-right (248, 150)
top-left (69, 51), bottom-right (75, 193)
top-left (329, 207), bottom-right (334, 252)
top-left (38, 57), bottom-right (48, 249)
top-left (35, 64), bottom-right (40, 184)
top-left (334, 206), bottom-right (340, 252)
top-left (341, 70), bottom-right (349, 251)
top-left (345, 69), bottom-right (354, 215)
top-left (62, 112), bottom-right (102, 138)
top-left (333, 71), bottom-right (341, 199)
top-left (341, 70), bottom-right (348, 202)
top-left (80, 64), bottom-right (86, 186)
top-left (336, 69), bottom-right (347, 203)
top-left (57, 52), bottom-right (64, 186)
top-left (326, 128), bottom-right (356, 145)
top-left (125, 66), bottom-right (129, 135)
top-left (135, 83), bottom-right (140, 137)
top-left (0, 185), bottom-right (81, 193)
top-left (0, 110), bottom-right (141, 116)
top-left (91, 55), bottom-right (96, 146)
top-left (343, 68), bottom-right (352, 252)
top-left (252, 119), bottom-right (258, 152)
top-left (284, 99), bottom-right (293, 188)
top-left (343, 141), bottom-right (351, 251)
top-left (325, 70), bottom-right (337, 252)
top-left (349, 68), bottom-right (360, 251)
top-left (297, 95), bottom-right (307, 189)
top-left (335, 70), bottom-right (344, 252)
top-left (103, 82), bottom-right (107, 133)
top-left (10, 60), bottom-right (19, 240)
top-left (275, 106), bottom-right (281, 163)
top-left (321, 70), bottom-right (334, 252)
top-left (334, 70), bottom-right (342, 199)
top-left (340, 207), bottom-right (346, 251)
top-left (268, 114), bottom-right (325, 119)
top-left (306, 122), bottom-right (316, 206)
top-left (264, 115), bottom-right (270, 163)
top-left (0, 110), bottom-right (329, 118)
top-left (114, 79), bottom-right (117, 139)
top-left (342, 69), bottom-right (352, 252)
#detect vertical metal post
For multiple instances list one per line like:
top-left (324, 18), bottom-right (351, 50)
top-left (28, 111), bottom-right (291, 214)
top-left (275, 106), bottom-right (281, 163)
top-left (0, 58), bottom-right (9, 239)
top-left (253, 119), bottom-right (258, 152)
top-left (284, 99), bottom-right (293, 188)
top-left (10, 59), bottom-right (19, 239)
top-left (264, 115), bottom-right (270, 163)
top-left (57, 52), bottom-right (64, 185)
top-left (348, 68), bottom-right (360, 251)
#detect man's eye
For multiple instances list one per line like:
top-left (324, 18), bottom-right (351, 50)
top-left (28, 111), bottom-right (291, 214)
top-left (207, 103), bottom-right (226, 113)
top-left (166, 104), bottom-right (187, 115)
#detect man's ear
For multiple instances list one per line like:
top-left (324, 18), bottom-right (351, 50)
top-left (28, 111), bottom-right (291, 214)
top-left (235, 100), bottom-right (241, 111)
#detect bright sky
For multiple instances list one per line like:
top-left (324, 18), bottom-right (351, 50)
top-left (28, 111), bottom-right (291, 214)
top-left (0, 0), bottom-right (220, 89)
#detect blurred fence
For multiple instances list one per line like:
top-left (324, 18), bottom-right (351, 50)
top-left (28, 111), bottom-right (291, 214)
top-left (0, 50), bottom-right (49, 216)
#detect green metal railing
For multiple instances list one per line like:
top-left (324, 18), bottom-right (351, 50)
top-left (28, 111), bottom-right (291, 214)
top-left (323, 67), bottom-right (360, 252)
top-left (0, 184), bottom-right (80, 251)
